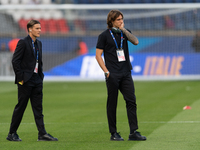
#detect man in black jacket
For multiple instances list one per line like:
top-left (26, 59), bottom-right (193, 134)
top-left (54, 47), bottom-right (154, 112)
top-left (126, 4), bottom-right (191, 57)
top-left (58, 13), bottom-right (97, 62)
top-left (6, 20), bottom-right (58, 141)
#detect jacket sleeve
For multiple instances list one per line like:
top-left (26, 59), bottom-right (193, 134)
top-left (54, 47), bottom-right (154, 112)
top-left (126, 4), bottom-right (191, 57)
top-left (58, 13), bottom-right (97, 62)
top-left (12, 39), bottom-right (25, 82)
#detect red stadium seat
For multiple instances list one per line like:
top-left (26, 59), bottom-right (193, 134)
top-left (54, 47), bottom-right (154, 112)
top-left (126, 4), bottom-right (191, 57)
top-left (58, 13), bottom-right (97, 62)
top-left (47, 19), bottom-right (58, 34)
top-left (38, 19), bottom-right (47, 33)
top-left (18, 18), bottom-right (69, 34)
top-left (18, 18), bottom-right (28, 30)
top-left (57, 19), bottom-right (69, 33)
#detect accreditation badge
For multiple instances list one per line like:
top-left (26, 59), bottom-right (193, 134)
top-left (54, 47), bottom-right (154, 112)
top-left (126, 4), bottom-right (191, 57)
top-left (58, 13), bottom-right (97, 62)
top-left (34, 62), bottom-right (38, 73)
top-left (116, 49), bottom-right (126, 62)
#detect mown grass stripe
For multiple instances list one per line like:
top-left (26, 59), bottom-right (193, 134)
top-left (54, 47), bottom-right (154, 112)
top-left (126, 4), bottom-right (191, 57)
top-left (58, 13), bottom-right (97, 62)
top-left (130, 99), bottom-right (200, 150)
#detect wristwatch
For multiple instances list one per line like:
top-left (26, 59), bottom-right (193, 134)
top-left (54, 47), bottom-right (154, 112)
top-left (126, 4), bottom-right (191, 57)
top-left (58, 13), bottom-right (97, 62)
top-left (105, 71), bottom-right (109, 76)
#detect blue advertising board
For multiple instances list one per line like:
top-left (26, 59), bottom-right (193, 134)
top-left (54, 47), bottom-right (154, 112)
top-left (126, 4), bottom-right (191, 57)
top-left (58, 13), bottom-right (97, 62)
top-left (44, 53), bottom-right (200, 78)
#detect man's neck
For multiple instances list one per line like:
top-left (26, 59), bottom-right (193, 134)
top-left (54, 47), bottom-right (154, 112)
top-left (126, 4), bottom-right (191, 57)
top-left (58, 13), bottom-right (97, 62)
top-left (29, 34), bottom-right (36, 42)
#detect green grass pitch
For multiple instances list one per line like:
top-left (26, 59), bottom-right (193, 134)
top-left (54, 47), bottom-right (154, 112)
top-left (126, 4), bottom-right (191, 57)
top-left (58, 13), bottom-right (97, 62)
top-left (0, 80), bottom-right (200, 150)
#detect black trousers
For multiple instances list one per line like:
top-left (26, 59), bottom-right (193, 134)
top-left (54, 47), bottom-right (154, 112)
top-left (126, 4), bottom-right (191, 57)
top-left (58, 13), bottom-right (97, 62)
top-left (106, 71), bottom-right (138, 134)
top-left (9, 73), bottom-right (46, 136)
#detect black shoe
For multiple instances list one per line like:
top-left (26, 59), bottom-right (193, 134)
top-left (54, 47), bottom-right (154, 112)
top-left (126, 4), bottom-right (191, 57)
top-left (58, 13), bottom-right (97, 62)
top-left (6, 132), bottom-right (22, 141)
top-left (128, 131), bottom-right (146, 141)
top-left (110, 132), bottom-right (124, 141)
top-left (38, 133), bottom-right (58, 141)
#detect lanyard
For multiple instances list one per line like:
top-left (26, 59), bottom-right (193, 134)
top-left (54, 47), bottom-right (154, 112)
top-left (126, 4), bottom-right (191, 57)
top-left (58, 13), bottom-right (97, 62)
top-left (31, 39), bottom-right (38, 62)
top-left (109, 29), bottom-right (123, 49)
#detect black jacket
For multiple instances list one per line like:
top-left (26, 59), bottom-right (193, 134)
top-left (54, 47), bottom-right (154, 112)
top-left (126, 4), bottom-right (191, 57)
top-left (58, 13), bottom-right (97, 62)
top-left (12, 35), bottom-right (44, 84)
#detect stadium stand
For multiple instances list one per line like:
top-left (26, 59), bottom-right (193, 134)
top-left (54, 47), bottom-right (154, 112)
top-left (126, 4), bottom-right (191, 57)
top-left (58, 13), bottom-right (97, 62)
top-left (1, 0), bottom-right (200, 4)
top-left (4, 9), bottom-right (200, 33)
top-left (1, 0), bottom-right (200, 33)
top-left (0, 2), bottom-right (199, 75)
top-left (0, 0), bottom-right (69, 35)
top-left (72, 0), bottom-right (200, 3)
top-left (0, 0), bottom-right (52, 4)
top-left (6, 9), bottom-right (70, 34)
top-left (1, 0), bottom-right (200, 34)
top-left (0, 13), bottom-right (19, 34)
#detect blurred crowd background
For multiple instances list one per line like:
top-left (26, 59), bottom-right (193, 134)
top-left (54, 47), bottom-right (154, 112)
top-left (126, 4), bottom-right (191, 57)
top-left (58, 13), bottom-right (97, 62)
top-left (0, 0), bottom-right (200, 77)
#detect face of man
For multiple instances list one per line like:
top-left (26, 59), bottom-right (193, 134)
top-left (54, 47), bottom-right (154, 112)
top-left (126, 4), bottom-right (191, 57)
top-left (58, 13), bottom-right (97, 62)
top-left (112, 15), bottom-right (123, 29)
top-left (29, 23), bottom-right (41, 39)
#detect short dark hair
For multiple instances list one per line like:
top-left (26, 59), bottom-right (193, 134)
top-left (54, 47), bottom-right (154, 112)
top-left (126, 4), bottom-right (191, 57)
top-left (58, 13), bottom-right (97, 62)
top-left (27, 20), bottom-right (40, 32)
top-left (107, 10), bottom-right (123, 29)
